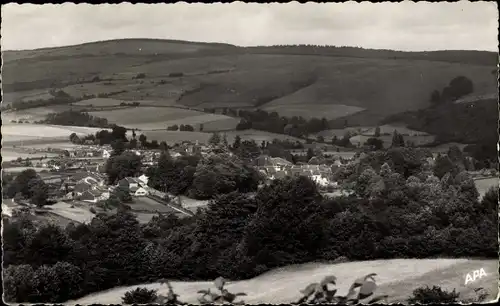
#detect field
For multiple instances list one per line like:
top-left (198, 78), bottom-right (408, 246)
top-left (66, 259), bottom-right (498, 305)
top-left (2, 123), bottom-right (103, 143)
top-left (3, 39), bottom-right (496, 122)
top-left (130, 197), bottom-right (177, 213)
top-left (2, 88), bottom-right (55, 105)
top-left (474, 177), bottom-right (498, 200)
top-left (89, 106), bottom-right (238, 131)
top-left (349, 134), bottom-right (436, 148)
top-left (135, 130), bottom-right (213, 144)
top-left (46, 202), bottom-right (95, 224)
top-left (224, 129), bottom-right (304, 144)
top-left (1, 105), bottom-right (77, 122)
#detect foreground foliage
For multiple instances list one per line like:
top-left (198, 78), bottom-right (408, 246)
top-left (295, 273), bottom-right (388, 304)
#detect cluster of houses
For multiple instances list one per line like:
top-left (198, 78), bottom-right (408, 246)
top-left (256, 155), bottom-right (339, 188)
top-left (38, 171), bottom-right (153, 204)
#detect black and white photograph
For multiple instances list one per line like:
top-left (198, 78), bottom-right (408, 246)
top-left (1, 1), bottom-right (499, 304)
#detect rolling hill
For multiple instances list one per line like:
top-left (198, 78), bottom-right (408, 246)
top-left (2, 39), bottom-right (497, 125)
top-left (66, 259), bottom-right (498, 305)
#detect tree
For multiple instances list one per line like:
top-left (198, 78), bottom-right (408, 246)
top-left (331, 135), bottom-right (339, 145)
top-left (132, 130), bottom-right (136, 139)
top-left (430, 90), bottom-right (441, 105)
top-left (29, 179), bottom-right (48, 207)
top-left (116, 185), bottom-right (133, 203)
top-left (364, 138), bottom-right (384, 150)
top-left (391, 130), bottom-right (405, 147)
top-left (106, 152), bottom-right (143, 184)
top-left (433, 155), bottom-right (457, 179)
top-left (233, 135), bottom-right (242, 149)
top-left (159, 141), bottom-right (169, 152)
top-left (129, 138), bottom-right (138, 149)
top-left (307, 148), bottom-right (315, 161)
top-left (111, 139), bottom-right (126, 156)
top-left (374, 126), bottom-right (381, 138)
top-left (199, 124), bottom-right (204, 132)
top-left (111, 125), bottom-right (128, 142)
top-left (138, 134), bottom-right (147, 146)
top-left (317, 135), bottom-right (325, 143)
top-left (208, 132), bottom-right (221, 146)
top-left (241, 176), bottom-right (324, 268)
top-left (222, 134), bottom-right (229, 147)
top-left (13, 169), bottom-right (39, 198)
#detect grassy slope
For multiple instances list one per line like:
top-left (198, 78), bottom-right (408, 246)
top-left (3, 39), bottom-right (497, 123)
top-left (66, 259), bottom-right (498, 305)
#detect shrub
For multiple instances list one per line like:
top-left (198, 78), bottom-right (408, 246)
top-left (408, 285), bottom-right (459, 304)
top-left (122, 287), bottom-right (158, 304)
top-left (197, 277), bottom-right (247, 304)
top-left (295, 273), bottom-right (388, 304)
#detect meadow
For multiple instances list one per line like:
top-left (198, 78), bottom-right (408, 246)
top-left (89, 107), bottom-right (237, 131)
top-left (46, 202), bottom-right (96, 224)
top-left (224, 129), bottom-right (304, 144)
top-left (263, 103), bottom-right (365, 120)
top-left (66, 259), bottom-right (497, 305)
top-left (130, 197), bottom-right (177, 213)
top-left (2, 88), bottom-right (55, 105)
top-left (2, 105), bottom-right (76, 122)
top-left (132, 130), bottom-right (213, 144)
top-left (2, 123), bottom-right (104, 141)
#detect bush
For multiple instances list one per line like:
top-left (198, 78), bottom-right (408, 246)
top-left (122, 287), bottom-right (158, 304)
top-left (296, 273), bottom-right (388, 304)
top-left (408, 285), bottom-right (459, 304)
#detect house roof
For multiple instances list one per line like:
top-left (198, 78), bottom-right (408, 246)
top-left (79, 190), bottom-right (96, 200)
top-left (88, 189), bottom-right (102, 197)
top-left (270, 157), bottom-right (292, 166)
top-left (74, 182), bottom-right (92, 193)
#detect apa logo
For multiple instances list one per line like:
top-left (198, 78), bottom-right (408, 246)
top-left (464, 268), bottom-right (487, 285)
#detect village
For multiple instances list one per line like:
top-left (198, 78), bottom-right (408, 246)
top-left (2, 135), bottom-right (365, 227)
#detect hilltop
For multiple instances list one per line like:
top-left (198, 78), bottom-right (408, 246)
top-left (2, 38), bottom-right (497, 124)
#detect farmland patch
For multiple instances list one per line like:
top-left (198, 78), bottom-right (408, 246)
top-left (89, 106), bottom-right (237, 131)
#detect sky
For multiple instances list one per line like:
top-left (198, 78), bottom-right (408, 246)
top-left (1, 1), bottom-right (498, 52)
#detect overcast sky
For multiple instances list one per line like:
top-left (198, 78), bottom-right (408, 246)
top-left (1, 1), bottom-right (498, 52)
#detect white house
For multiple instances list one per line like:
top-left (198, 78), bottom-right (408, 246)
top-left (312, 175), bottom-right (330, 187)
top-left (131, 186), bottom-right (149, 197)
top-left (102, 150), bottom-right (111, 159)
top-left (138, 174), bottom-right (149, 186)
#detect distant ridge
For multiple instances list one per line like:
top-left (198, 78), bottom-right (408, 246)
top-left (3, 37), bottom-right (497, 55)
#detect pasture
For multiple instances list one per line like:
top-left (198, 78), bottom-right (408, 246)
top-left (89, 106), bottom-right (237, 131)
top-left (349, 134), bottom-right (435, 148)
top-left (46, 202), bottom-right (95, 224)
top-left (1, 105), bottom-right (76, 122)
top-left (134, 130), bottom-right (213, 144)
top-left (2, 123), bottom-right (103, 143)
top-left (130, 197), bottom-right (176, 213)
top-left (1, 88), bottom-right (54, 105)
top-left (72, 97), bottom-right (128, 107)
top-left (224, 129), bottom-right (304, 144)
top-left (264, 102), bottom-right (365, 120)
top-left (66, 259), bottom-right (498, 305)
